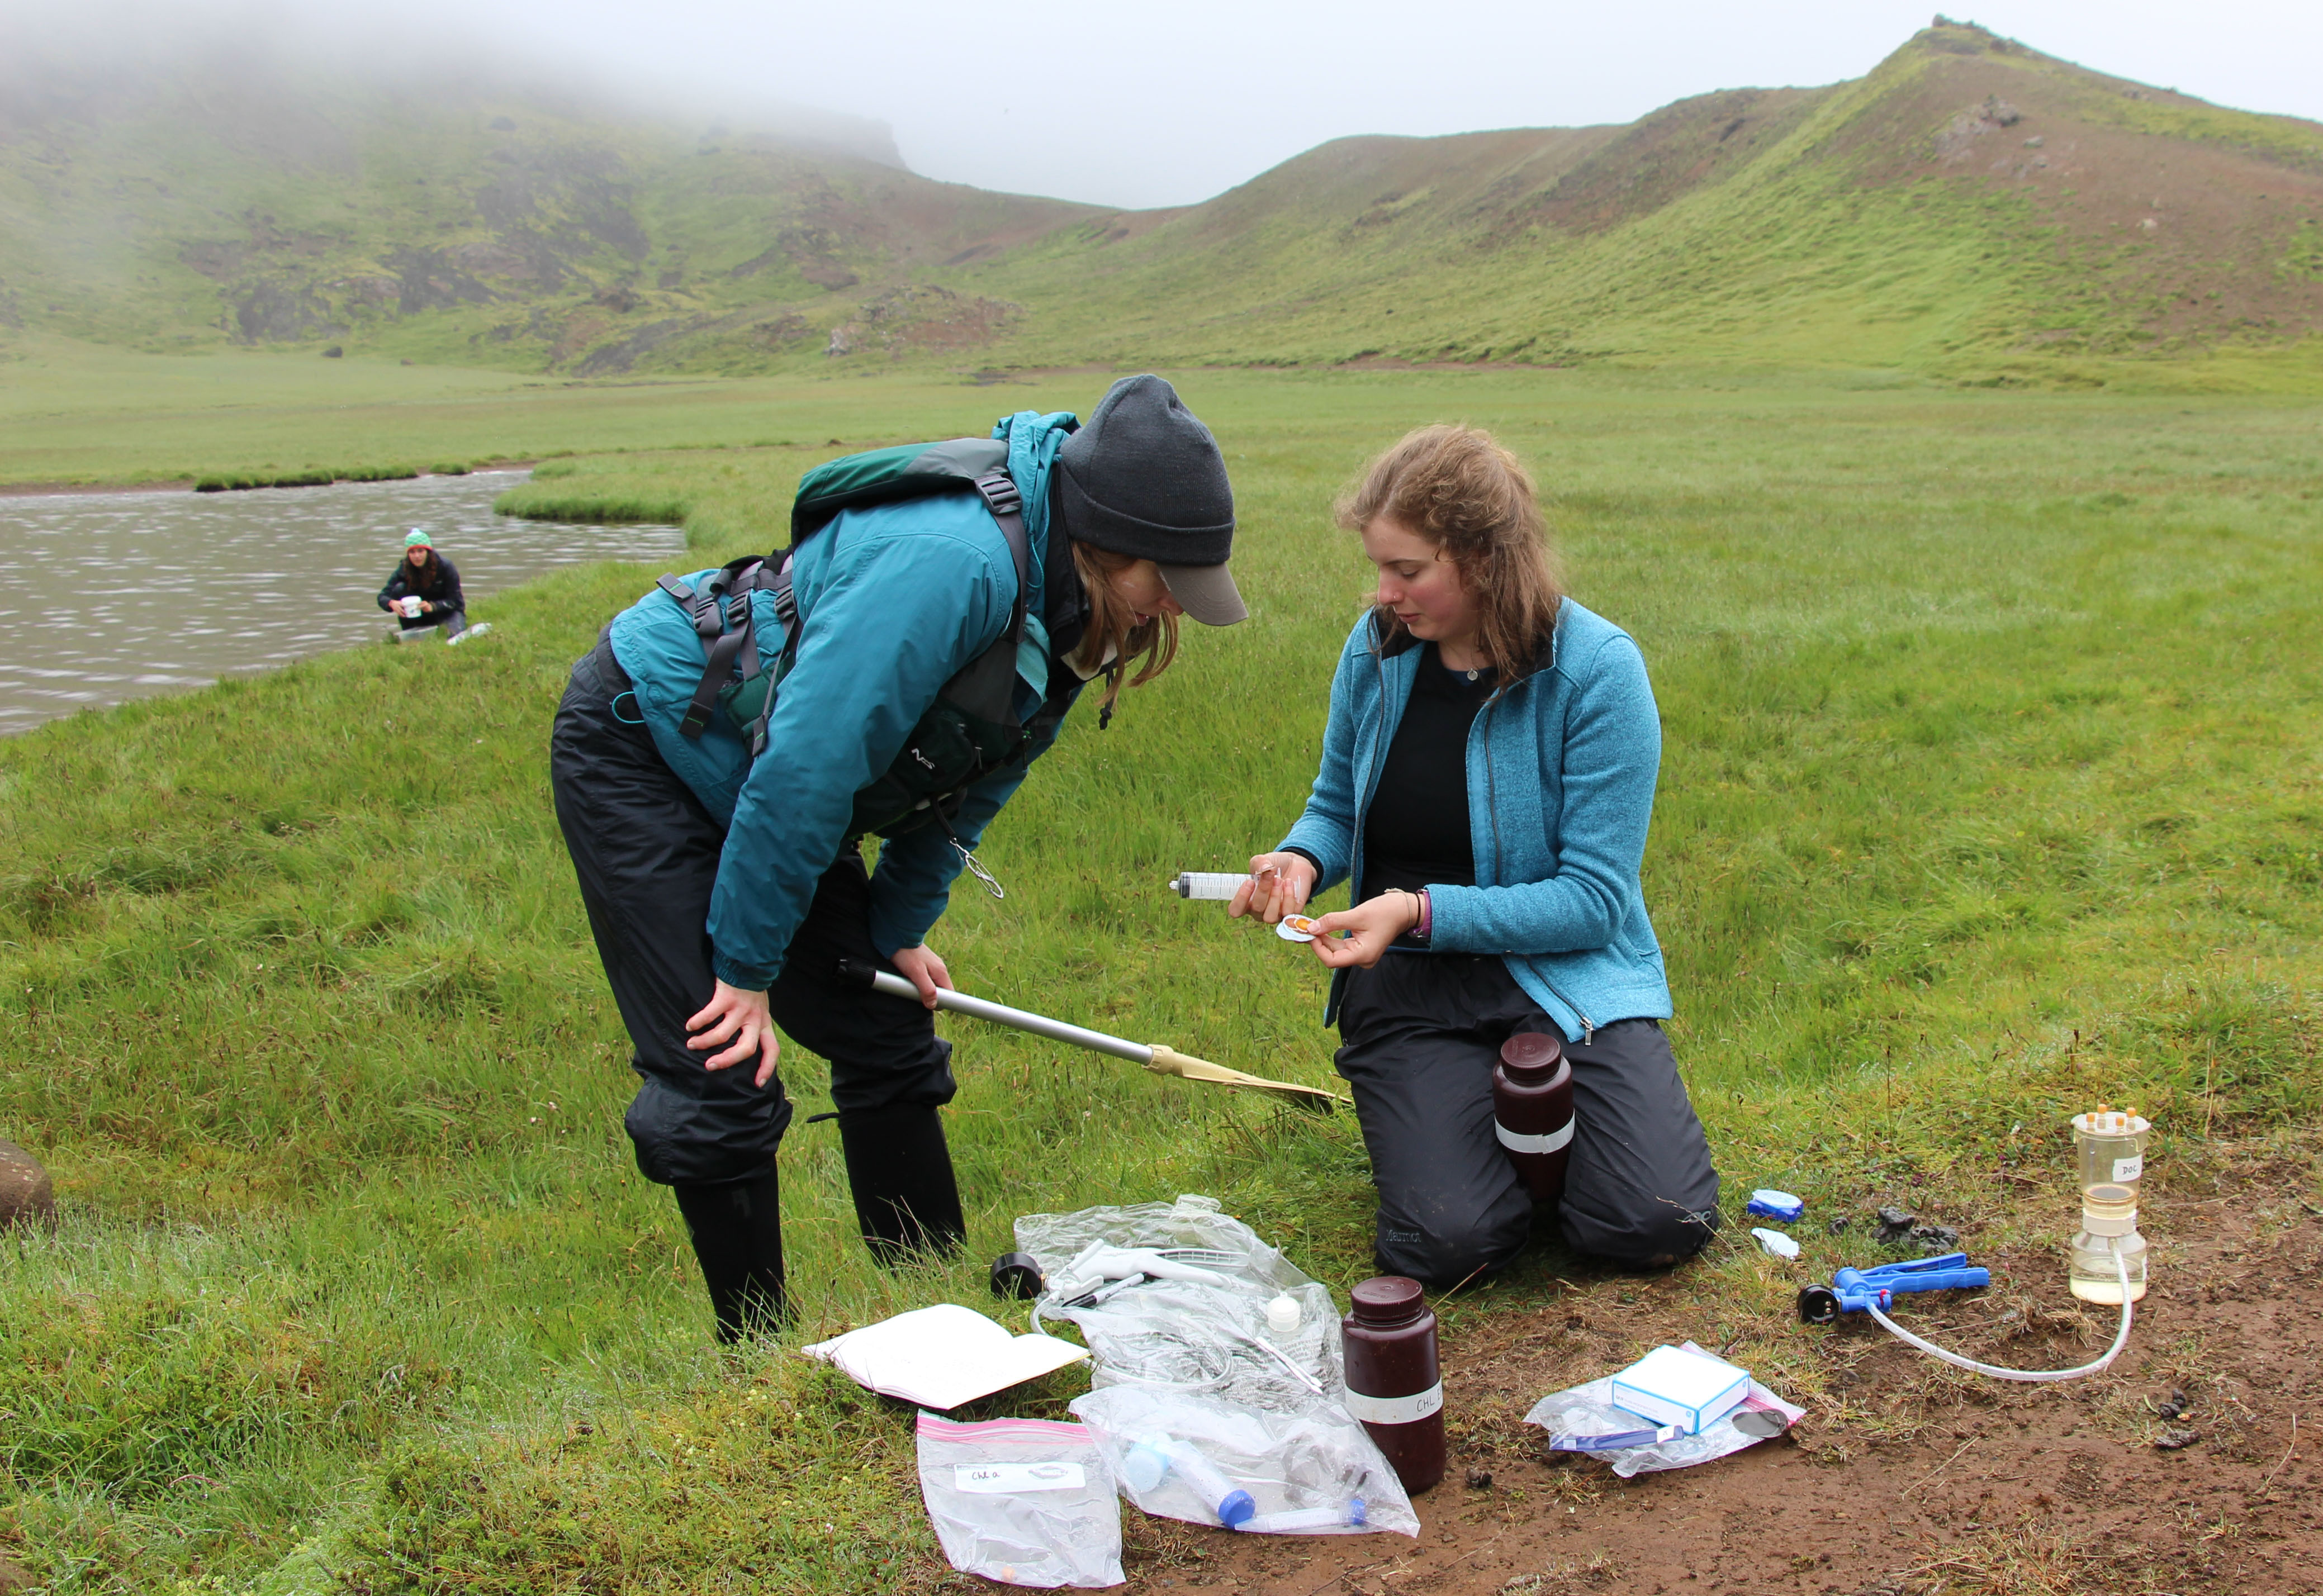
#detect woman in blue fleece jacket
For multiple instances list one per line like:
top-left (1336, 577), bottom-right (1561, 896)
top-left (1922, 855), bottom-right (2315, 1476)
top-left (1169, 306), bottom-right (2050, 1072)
top-left (549, 376), bottom-right (1249, 1340)
top-left (1235, 425), bottom-right (1718, 1285)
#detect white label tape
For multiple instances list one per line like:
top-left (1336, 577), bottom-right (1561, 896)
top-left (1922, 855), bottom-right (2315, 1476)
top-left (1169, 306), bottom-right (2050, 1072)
top-left (1343, 1383), bottom-right (1444, 1426)
top-left (2112, 1155), bottom-right (2144, 1183)
top-left (953, 1462), bottom-right (1088, 1495)
top-left (1495, 1119), bottom-right (1574, 1155)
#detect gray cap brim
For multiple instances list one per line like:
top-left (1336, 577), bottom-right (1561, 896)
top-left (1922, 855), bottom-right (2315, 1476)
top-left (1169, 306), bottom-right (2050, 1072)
top-left (1158, 561), bottom-right (1248, 626)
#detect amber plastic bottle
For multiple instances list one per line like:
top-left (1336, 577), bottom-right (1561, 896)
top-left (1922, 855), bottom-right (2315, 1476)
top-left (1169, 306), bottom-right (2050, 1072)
top-left (1494, 1031), bottom-right (1574, 1201)
top-left (1341, 1276), bottom-right (1445, 1493)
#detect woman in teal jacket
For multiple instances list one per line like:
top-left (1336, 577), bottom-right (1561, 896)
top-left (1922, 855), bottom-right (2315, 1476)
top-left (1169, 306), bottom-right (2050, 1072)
top-left (552, 376), bottom-right (1247, 1340)
top-left (1235, 424), bottom-right (1717, 1286)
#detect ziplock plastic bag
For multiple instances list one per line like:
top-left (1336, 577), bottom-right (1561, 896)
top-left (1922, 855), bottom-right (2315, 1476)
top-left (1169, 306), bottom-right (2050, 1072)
top-left (1520, 1341), bottom-right (1806, 1478)
top-left (914, 1414), bottom-right (1124, 1588)
top-left (1072, 1384), bottom-right (1419, 1538)
top-left (1015, 1196), bottom-right (1414, 1538)
top-left (1016, 1195), bottom-right (1343, 1412)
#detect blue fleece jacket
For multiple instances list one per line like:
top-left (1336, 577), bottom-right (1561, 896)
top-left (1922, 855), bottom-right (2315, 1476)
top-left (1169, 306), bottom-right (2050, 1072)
top-left (608, 411), bottom-right (1079, 990)
top-left (1277, 599), bottom-right (1672, 1043)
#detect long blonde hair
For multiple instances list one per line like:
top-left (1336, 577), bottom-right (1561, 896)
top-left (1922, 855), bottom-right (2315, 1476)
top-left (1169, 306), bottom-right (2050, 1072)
top-left (1336, 424), bottom-right (1562, 676)
top-left (1069, 542), bottom-right (1179, 720)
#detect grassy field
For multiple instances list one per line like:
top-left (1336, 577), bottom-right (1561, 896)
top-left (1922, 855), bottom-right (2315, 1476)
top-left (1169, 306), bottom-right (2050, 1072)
top-left (0, 335), bottom-right (1074, 491)
top-left (2, 366), bottom-right (2320, 1593)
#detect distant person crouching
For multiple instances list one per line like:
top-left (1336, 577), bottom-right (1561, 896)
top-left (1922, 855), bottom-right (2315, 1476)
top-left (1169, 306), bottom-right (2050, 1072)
top-left (379, 529), bottom-right (467, 640)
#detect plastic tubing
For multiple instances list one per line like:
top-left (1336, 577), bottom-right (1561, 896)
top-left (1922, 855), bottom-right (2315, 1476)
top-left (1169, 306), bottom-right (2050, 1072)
top-left (1030, 1300), bottom-right (1234, 1393)
top-left (1864, 1249), bottom-right (2133, 1382)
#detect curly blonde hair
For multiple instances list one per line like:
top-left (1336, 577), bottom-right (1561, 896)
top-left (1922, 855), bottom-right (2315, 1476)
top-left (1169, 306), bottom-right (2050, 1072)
top-left (1336, 424), bottom-right (1562, 676)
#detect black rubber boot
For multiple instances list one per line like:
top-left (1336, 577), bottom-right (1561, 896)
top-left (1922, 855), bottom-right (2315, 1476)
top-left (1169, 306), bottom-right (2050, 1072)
top-left (672, 1170), bottom-right (789, 1343)
top-left (837, 1105), bottom-right (966, 1267)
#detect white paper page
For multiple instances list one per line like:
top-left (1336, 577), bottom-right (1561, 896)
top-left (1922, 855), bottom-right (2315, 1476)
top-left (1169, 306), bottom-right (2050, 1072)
top-left (805, 1303), bottom-right (1088, 1410)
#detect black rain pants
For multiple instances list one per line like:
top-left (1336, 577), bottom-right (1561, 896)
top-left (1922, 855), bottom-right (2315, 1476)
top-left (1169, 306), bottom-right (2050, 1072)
top-left (1335, 951), bottom-right (1720, 1286)
top-left (549, 635), bottom-right (957, 1187)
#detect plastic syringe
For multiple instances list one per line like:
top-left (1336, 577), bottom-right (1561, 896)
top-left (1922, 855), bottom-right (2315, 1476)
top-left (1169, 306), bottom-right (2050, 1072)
top-left (1168, 872), bottom-right (1250, 900)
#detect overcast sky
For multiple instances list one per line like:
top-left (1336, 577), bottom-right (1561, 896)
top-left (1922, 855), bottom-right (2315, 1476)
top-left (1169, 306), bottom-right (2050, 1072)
top-left (12, 0), bottom-right (2322, 208)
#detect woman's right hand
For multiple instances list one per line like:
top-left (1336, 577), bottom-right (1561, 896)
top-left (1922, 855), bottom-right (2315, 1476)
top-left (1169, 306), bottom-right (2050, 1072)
top-left (686, 980), bottom-right (781, 1087)
top-left (1230, 852), bottom-right (1315, 924)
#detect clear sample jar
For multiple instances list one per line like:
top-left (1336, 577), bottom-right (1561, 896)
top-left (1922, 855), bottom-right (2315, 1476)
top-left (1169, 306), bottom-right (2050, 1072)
top-left (2068, 1181), bottom-right (2149, 1304)
top-left (2071, 1106), bottom-right (2150, 1199)
top-left (2068, 1231), bottom-right (2150, 1304)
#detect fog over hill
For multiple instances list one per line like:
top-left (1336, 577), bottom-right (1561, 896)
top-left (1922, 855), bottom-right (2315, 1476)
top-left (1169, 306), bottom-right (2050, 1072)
top-left (2, 20), bottom-right (2319, 383)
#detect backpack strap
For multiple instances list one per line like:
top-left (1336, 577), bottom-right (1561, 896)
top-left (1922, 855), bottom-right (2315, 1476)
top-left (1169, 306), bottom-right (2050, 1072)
top-left (679, 609), bottom-right (751, 738)
top-left (666, 559), bottom-right (764, 738)
top-left (968, 468), bottom-right (1032, 723)
top-left (741, 553), bottom-right (803, 758)
top-left (971, 469), bottom-right (1030, 638)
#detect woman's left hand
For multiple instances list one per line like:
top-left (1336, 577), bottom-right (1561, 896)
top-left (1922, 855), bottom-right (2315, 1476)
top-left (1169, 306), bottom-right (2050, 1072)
top-left (686, 980), bottom-right (781, 1086)
top-left (1306, 891), bottom-right (1421, 970)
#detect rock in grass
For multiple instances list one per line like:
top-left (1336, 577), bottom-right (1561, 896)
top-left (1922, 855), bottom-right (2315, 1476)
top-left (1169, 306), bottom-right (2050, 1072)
top-left (1875, 1206), bottom-right (1917, 1244)
top-left (2154, 1427), bottom-right (2201, 1451)
top-left (0, 1139), bottom-right (58, 1232)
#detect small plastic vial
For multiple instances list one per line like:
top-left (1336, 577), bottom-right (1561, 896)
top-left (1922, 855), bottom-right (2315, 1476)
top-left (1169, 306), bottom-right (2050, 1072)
top-left (1264, 1294), bottom-right (1302, 1335)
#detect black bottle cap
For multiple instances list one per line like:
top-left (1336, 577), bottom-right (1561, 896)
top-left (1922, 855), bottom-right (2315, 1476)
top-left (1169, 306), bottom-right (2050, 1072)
top-left (990, 1251), bottom-right (1045, 1300)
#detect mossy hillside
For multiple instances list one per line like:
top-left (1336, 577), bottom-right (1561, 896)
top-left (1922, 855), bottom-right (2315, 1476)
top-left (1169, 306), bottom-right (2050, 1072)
top-left (951, 25), bottom-right (2323, 381)
top-left (0, 49), bottom-right (1089, 372)
top-left (7, 23), bottom-right (2320, 390)
top-left (3, 369), bottom-right (2321, 1589)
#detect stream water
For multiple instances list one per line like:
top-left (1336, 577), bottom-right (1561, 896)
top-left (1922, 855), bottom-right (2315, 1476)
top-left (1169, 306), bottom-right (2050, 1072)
top-left (0, 470), bottom-right (686, 736)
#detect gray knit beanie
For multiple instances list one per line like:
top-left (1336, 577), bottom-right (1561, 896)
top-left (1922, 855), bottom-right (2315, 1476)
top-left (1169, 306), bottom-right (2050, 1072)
top-left (1056, 375), bottom-right (1245, 625)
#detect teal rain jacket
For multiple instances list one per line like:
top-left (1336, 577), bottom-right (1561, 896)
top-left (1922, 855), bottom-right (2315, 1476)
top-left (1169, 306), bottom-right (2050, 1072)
top-left (608, 410), bottom-right (1081, 990)
top-left (1277, 599), bottom-right (1673, 1043)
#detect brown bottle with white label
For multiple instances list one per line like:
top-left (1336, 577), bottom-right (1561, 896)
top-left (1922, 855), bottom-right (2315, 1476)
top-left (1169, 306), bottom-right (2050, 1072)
top-left (1340, 1276), bottom-right (1444, 1493)
top-left (1493, 1031), bottom-right (1574, 1201)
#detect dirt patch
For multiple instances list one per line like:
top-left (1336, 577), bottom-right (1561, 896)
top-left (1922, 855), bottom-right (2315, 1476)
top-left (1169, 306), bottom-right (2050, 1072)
top-left (826, 284), bottom-right (1021, 359)
top-left (1120, 1165), bottom-right (2323, 1595)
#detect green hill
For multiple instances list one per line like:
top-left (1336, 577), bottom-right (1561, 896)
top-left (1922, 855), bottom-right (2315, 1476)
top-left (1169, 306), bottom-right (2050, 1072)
top-left (0, 42), bottom-right (1096, 374)
top-left (5, 21), bottom-right (2321, 384)
top-left (963, 21), bottom-right (2323, 382)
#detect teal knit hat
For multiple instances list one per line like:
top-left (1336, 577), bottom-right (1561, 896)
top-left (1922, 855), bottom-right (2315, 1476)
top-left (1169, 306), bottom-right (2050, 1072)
top-left (405, 529), bottom-right (432, 548)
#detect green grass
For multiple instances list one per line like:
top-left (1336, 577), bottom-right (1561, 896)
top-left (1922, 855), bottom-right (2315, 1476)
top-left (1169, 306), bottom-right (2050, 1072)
top-left (2, 368), bottom-right (2320, 1592)
top-left (0, 338), bottom-right (1080, 490)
